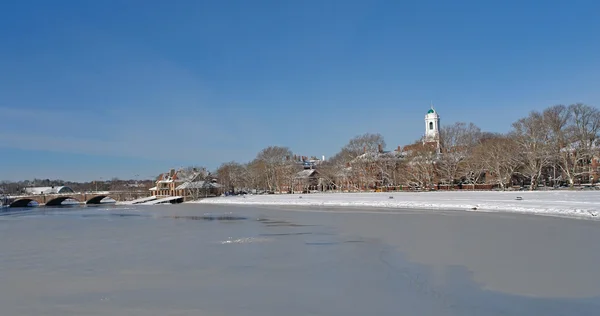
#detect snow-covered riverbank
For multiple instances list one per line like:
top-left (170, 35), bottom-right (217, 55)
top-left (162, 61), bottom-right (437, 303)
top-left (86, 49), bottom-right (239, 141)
top-left (192, 190), bottom-right (600, 219)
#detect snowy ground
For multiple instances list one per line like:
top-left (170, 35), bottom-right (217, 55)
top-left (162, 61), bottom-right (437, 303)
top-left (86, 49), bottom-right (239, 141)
top-left (193, 190), bottom-right (600, 219)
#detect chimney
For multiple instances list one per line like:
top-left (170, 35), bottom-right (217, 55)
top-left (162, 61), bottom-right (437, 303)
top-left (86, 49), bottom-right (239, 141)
top-left (363, 146), bottom-right (367, 153)
top-left (378, 144), bottom-right (383, 153)
top-left (169, 169), bottom-right (175, 177)
top-left (397, 145), bottom-right (401, 152)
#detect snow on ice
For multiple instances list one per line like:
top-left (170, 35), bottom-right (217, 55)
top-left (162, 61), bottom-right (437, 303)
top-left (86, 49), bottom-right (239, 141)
top-left (193, 191), bottom-right (600, 219)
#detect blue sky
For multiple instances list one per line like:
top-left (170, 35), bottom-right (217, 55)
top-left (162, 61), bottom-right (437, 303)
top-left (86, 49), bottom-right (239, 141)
top-left (1, 0), bottom-right (599, 181)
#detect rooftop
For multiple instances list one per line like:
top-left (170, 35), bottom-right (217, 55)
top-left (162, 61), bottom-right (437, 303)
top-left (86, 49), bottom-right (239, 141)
top-left (23, 186), bottom-right (75, 195)
top-left (175, 181), bottom-right (222, 190)
top-left (294, 169), bottom-right (318, 179)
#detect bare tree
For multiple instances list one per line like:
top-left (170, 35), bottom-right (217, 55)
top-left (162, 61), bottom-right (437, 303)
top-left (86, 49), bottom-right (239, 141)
top-left (400, 143), bottom-right (438, 190)
top-left (460, 153), bottom-right (487, 187)
top-left (109, 177), bottom-right (128, 191)
top-left (511, 111), bottom-right (554, 190)
top-left (570, 103), bottom-right (600, 150)
top-left (474, 136), bottom-right (521, 190)
top-left (316, 161), bottom-right (339, 191)
top-left (559, 103), bottom-right (600, 185)
top-left (245, 159), bottom-right (266, 192)
top-left (372, 154), bottom-right (402, 189)
top-left (285, 160), bottom-right (304, 193)
top-left (350, 159), bottom-right (378, 191)
top-left (255, 146), bottom-right (295, 192)
top-left (317, 151), bottom-right (354, 192)
top-left (342, 133), bottom-right (386, 158)
top-left (437, 122), bottom-right (482, 186)
top-left (216, 161), bottom-right (247, 194)
top-left (180, 166), bottom-right (207, 176)
top-left (339, 133), bottom-right (388, 190)
top-left (543, 104), bottom-right (574, 186)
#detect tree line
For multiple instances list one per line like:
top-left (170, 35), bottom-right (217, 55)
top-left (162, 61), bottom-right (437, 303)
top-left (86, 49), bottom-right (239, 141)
top-left (2, 103), bottom-right (598, 196)
top-left (215, 103), bottom-right (600, 192)
top-left (0, 178), bottom-right (154, 196)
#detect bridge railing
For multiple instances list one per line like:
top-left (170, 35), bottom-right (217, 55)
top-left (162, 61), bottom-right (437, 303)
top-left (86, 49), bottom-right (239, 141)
top-left (8, 193), bottom-right (84, 198)
top-left (9, 191), bottom-right (150, 198)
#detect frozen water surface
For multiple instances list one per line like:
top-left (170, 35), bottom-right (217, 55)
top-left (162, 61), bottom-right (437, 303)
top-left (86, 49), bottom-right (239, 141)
top-left (1, 204), bottom-right (600, 315)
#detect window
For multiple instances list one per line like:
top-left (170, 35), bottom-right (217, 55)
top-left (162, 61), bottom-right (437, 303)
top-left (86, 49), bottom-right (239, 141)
top-left (429, 122), bottom-right (434, 130)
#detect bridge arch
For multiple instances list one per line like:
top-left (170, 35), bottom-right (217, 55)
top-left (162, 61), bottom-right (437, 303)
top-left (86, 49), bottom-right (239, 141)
top-left (45, 196), bottom-right (80, 206)
top-left (86, 195), bottom-right (115, 204)
top-left (9, 198), bottom-right (39, 208)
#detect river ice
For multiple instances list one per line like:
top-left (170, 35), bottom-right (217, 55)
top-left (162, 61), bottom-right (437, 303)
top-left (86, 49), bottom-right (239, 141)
top-left (1, 204), bottom-right (599, 315)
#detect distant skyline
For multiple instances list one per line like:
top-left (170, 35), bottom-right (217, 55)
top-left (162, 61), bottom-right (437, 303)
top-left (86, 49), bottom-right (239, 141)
top-left (1, 0), bottom-right (599, 181)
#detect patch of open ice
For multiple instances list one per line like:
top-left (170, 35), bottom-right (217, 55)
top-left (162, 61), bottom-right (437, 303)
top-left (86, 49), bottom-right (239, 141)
top-left (220, 237), bottom-right (273, 244)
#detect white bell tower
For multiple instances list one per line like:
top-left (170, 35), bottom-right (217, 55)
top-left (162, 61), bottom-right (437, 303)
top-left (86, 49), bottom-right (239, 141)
top-left (424, 105), bottom-right (440, 143)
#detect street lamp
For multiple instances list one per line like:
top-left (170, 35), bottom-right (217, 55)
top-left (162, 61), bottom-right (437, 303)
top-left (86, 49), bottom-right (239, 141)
top-left (133, 174), bottom-right (140, 199)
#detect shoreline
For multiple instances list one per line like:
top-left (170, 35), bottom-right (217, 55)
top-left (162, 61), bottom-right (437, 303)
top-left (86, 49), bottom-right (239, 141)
top-left (191, 190), bottom-right (600, 220)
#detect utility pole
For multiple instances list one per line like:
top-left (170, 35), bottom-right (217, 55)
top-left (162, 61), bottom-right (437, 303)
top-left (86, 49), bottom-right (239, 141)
top-left (134, 174), bottom-right (139, 199)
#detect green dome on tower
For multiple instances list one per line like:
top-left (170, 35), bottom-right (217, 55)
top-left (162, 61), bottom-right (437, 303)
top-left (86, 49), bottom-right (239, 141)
top-left (427, 108), bottom-right (435, 114)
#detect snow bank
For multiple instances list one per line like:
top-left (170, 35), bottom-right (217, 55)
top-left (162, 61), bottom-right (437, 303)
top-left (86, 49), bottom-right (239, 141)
top-left (192, 191), bottom-right (600, 219)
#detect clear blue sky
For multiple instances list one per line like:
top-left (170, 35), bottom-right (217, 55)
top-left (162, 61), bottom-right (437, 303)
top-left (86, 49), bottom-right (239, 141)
top-left (1, 0), bottom-right (599, 181)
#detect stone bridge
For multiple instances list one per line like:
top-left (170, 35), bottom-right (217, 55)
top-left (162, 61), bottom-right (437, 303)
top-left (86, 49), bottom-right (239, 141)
top-left (6, 191), bottom-right (149, 207)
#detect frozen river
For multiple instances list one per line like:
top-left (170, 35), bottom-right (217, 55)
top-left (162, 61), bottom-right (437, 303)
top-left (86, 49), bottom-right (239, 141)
top-left (1, 204), bottom-right (600, 315)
